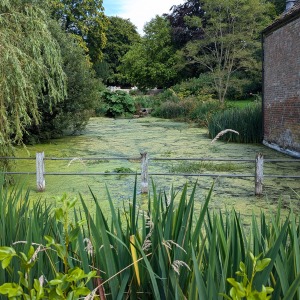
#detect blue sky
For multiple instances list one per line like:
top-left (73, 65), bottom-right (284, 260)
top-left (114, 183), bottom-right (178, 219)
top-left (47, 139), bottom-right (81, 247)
top-left (103, 0), bottom-right (184, 34)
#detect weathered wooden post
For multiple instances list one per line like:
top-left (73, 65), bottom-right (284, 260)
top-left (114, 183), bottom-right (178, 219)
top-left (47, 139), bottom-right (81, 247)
top-left (255, 153), bottom-right (264, 196)
top-left (141, 152), bottom-right (148, 194)
top-left (36, 152), bottom-right (45, 192)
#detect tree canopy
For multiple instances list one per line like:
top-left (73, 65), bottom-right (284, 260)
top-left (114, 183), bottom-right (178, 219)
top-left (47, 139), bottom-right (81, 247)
top-left (121, 16), bottom-right (177, 89)
top-left (50, 0), bottom-right (109, 64)
top-left (174, 0), bottom-right (273, 101)
top-left (0, 0), bottom-right (66, 157)
top-left (96, 16), bottom-right (140, 86)
top-left (165, 0), bottom-right (205, 49)
top-left (24, 20), bottom-right (102, 143)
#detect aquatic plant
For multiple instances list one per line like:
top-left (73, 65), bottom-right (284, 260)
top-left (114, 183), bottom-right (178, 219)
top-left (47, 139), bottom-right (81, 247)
top-left (0, 178), bottom-right (300, 299)
top-left (169, 161), bottom-right (243, 173)
top-left (208, 103), bottom-right (262, 143)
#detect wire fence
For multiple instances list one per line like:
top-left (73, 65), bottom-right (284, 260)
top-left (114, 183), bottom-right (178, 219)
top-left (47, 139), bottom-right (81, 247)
top-left (1, 152), bottom-right (299, 196)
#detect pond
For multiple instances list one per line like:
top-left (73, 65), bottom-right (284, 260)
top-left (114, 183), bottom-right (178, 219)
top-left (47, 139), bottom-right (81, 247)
top-left (14, 117), bottom-right (300, 219)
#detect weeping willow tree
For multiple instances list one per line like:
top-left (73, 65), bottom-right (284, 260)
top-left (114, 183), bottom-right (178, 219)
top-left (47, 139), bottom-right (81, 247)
top-left (0, 0), bottom-right (66, 168)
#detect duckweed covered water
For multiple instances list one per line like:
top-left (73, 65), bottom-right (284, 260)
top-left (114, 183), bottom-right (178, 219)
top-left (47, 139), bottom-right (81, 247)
top-left (13, 117), bottom-right (300, 218)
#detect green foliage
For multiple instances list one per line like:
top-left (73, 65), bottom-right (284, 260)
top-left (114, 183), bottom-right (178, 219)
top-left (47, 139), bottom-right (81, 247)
top-left (120, 16), bottom-right (177, 89)
top-left (153, 99), bottom-right (196, 120)
top-left (105, 167), bottom-right (134, 179)
top-left (79, 180), bottom-right (300, 299)
top-left (97, 90), bottom-right (136, 117)
top-left (133, 95), bottom-right (157, 109)
top-left (208, 102), bottom-right (263, 143)
top-left (224, 252), bottom-right (273, 299)
top-left (50, 0), bottom-right (109, 64)
top-left (152, 88), bottom-right (181, 103)
top-left (25, 21), bottom-right (103, 143)
top-left (190, 100), bottom-right (225, 126)
top-left (228, 99), bottom-right (256, 109)
top-left (267, 0), bottom-right (286, 15)
top-left (149, 77), bottom-right (225, 124)
top-left (1, 178), bottom-right (300, 298)
top-left (179, 0), bottom-right (273, 102)
top-left (0, 0), bottom-right (66, 159)
top-left (171, 74), bottom-right (215, 98)
top-left (153, 96), bottom-right (224, 126)
top-left (99, 16), bottom-right (141, 85)
top-left (169, 161), bottom-right (242, 173)
top-left (0, 193), bottom-right (96, 299)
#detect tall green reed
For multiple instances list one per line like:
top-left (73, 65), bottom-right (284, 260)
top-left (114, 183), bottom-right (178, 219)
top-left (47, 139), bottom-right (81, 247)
top-left (0, 178), bottom-right (58, 284)
top-left (78, 180), bottom-right (300, 299)
top-left (208, 103), bottom-right (262, 143)
top-left (0, 177), bottom-right (300, 299)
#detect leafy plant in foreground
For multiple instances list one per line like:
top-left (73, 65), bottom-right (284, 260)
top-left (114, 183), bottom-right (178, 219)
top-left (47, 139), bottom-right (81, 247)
top-left (224, 252), bottom-right (273, 299)
top-left (0, 194), bottom-right (96, 299)
top-left (79, 180), bottom-right (300, 299)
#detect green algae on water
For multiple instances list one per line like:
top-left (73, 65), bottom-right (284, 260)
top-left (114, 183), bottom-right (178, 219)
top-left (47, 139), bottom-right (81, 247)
top-left (13, 117), bottom-right (300, 218)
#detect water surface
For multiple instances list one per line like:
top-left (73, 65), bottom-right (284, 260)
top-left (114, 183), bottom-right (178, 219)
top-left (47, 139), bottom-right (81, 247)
top-left (14, 117), bottom-right (300, 218)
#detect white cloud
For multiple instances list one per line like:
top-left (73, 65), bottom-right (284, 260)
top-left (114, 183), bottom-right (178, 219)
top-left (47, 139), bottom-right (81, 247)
top-left (116, 0), bottom-right (184, 34)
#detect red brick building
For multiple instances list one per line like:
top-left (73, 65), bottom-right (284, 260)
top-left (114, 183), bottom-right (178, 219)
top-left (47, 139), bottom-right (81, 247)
top-left (262, 1), bottom-right (300, 158)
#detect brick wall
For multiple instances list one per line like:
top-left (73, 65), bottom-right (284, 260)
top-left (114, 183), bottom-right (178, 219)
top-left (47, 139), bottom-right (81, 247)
top-left (263, 15), bottom-right (300, 156)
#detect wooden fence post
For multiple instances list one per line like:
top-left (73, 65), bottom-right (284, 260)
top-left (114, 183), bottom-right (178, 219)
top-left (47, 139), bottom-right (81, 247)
top-left (141, 152), bottom-right (148, 194)
top-left (255, 153), bottom-right (264, 196)
top-left (36, 152), bottom-right (45, 192)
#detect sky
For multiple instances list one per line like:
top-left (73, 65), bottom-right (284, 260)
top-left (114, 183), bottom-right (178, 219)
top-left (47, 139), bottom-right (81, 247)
top-left (103, 0), bottom-right (184, 35)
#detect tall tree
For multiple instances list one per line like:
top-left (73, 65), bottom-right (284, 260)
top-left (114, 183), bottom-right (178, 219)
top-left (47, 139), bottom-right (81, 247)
top-left (120, 16), bottom-right (177, 89)
top-left (24, 20), bottom-right (103, 142)
top-left (50, 0), bottom-right (108, 64)
top-left (165, 0), bottom-right (207, 80)
top-left (95, 16), bottom-right (140, 85)
top-left (166, 0), bottom-right (205, 49)
top-left (0, 0), bottom-right (66, 160)
top-left (181, 0), bottom-right (272, 102)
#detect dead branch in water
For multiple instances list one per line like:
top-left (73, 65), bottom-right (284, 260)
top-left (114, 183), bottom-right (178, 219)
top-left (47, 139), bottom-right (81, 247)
top-left (211, 129), bottom-right (239, 143)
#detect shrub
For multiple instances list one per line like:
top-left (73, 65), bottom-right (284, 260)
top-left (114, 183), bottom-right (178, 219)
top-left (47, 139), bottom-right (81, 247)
top-left (153, 97), bottom-right (224, 125)
top-left (129, 89), bottom-right (143, 96)
top-left (133, 95), bottom-right (157, 111)
top-left (24, 21), bottom-right (102, 143)
top-left (96, 90), bottom-right (135, 117)
top-left (208, 102), bottom-right (262, 143)
top-left (152, 98), bottom-right (196, 120)
top-left (190, 100), bottom-right (225, 126)
top-left (0, 193), bottom-right (96, 299)
top-left (152, 88), bottom-right (180, 103)
top-left (171, 74), bottom-right (215, 98)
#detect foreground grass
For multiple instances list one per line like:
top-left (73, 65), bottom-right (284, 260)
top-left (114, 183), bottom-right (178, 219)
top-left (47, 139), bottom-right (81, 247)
top-left (0, 178), bottom-right (300, 299)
